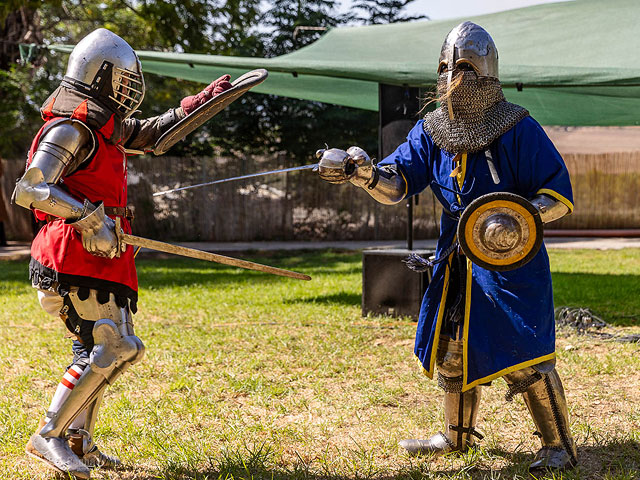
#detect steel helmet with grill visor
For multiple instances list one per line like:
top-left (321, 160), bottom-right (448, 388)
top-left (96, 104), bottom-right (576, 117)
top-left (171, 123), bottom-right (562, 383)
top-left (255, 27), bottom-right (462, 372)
top-left (62, 28), bottom-right (145, 118)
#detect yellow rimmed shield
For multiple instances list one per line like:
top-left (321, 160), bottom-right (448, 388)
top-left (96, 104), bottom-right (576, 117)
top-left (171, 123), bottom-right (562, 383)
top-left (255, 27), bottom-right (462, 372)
top-left (457, 192), bottom-right (543, 271)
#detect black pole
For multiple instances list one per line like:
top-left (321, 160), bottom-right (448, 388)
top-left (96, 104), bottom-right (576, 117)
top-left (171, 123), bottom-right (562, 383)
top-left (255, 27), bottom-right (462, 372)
top-left (407, 197), bottom-right (413, 250)
top-left (379, 83), bottom-right (420, 249)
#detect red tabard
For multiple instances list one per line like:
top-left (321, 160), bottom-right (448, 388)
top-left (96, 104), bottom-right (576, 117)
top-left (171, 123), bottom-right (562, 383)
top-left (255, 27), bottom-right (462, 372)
top-left (28, 118), bottom-right (138, 298)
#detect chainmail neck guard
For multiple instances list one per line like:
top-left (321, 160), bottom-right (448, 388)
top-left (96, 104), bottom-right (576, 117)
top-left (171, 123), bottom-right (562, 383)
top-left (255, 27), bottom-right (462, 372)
top-left (424, 72), bottom-right (529, 153)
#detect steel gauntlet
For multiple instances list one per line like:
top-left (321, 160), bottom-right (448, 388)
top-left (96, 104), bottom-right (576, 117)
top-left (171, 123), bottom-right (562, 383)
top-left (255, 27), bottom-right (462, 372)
top-left (316, 146), bottom-right (371, 184)
top-left (68, 202), bottom-right (119, 259)
top-left (316, 147), bottom-right (406, 204)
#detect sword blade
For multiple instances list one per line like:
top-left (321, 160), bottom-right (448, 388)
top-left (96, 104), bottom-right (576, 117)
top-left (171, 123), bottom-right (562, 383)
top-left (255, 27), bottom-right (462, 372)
top-left (121, 233), bottom-right (311, 281)
top-left (153, 163), bottom-right (318, 197)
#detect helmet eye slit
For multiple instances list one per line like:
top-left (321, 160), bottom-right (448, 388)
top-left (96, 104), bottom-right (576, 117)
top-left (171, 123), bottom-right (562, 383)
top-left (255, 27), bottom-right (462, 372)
top-left (455, 61), bottom-right (476, 73)
top-left (116, 70), bottom-right (143, 83)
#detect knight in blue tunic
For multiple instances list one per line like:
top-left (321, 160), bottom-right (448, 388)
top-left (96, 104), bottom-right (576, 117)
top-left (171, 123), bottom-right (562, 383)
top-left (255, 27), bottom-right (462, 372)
top-left (316, 22), bottom-right (577, 472)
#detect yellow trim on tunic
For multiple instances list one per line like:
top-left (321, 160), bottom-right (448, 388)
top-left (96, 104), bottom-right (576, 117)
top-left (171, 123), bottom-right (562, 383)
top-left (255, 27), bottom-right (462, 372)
top-left (457, 152), bottom-right (467, 190)
top-left (398, 168), bottom-right (409, 199)
top-left (536, 188), bottom-right (574, 213)
top-left (461, 257), bottom-right (473, 389)
top-left (425, 260), bottom-right (451, 378)
top-left (454, 152), bottom-right (467, 204)
top-left (416, 355), bottom-right (429, 376)
top-left (461, 352), bottom-right (557, 392)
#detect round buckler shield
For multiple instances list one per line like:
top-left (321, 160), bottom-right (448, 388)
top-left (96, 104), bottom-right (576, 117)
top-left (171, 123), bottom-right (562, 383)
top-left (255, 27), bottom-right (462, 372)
top-left (457, 192), bottom-right (543, 271)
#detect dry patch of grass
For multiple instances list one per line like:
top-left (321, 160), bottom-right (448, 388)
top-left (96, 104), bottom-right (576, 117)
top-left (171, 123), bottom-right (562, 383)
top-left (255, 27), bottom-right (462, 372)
top-left (0, 249), bottom-right (638, 480)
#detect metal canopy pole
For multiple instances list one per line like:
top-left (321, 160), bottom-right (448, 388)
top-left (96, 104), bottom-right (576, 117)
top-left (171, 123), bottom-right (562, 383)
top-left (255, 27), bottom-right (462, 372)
top-left (379, 84), bottom-right (420, 248)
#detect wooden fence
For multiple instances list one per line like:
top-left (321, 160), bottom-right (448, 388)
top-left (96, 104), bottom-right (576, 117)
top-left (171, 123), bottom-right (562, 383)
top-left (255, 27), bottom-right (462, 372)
top-left (2, 151), bottom-right (639, 242)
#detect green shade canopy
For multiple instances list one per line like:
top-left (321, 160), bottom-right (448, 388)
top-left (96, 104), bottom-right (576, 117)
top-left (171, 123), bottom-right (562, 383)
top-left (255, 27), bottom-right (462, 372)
top-left (50, 0), bottom-right (640, 125)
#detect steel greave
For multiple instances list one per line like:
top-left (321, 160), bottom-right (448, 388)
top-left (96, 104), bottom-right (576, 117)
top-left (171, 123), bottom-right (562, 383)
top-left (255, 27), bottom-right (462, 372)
top-left (399, 333), bottom-right (483, 456)
top-left (39, 366), bottom-right (108, 438)
top-left (398, 386), bottom-right (482, 456)
top-left (438, 335), bottom-right (482, 450)
top-left (77, 386), bottom-right (106, 453)
top-left (505, 367), bottom-right (577, 469)
top-left (444, 387), bottom-right (482, 450)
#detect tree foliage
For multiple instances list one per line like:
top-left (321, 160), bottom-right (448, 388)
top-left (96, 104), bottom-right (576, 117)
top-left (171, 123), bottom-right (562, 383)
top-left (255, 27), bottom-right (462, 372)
top-left (0, 0), bottom-right (426, 160)
top-left (352, 0), bottom-right (428, 25)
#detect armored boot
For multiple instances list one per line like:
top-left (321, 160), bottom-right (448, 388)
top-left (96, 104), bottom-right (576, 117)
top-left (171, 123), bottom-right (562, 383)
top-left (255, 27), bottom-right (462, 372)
top-left (505, 363), bottom-right (577, 471)
top-left (26, 417), bottom-right (91, 479)
top-left (400, 383), bottom-right (483, 456)
top-left (27, 433), bottom-right (91, 479)
top-left (26, 365), bottom-right (104, 480)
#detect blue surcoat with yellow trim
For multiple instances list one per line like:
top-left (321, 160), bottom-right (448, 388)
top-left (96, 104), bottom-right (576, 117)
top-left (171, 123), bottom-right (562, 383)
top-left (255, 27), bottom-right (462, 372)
top-left (378, 116), bottom-right (573, 391)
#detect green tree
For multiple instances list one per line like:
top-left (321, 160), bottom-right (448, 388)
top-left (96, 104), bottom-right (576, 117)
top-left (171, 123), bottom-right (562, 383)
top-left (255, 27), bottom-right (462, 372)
top-left (0, 0), bottom-right (379, 163)
top-left (352, 0), bottom-right (428, 24)
top-left (263, 0), bottom-right (354, 55)
top-left (254, 0), bottom-right (377, 161)
top-left (0, 1), bottom-right (53, 156)
top-left (182, 0), bottom-right (377, 162)
top-left (0, 0), bottom-right (266, 157)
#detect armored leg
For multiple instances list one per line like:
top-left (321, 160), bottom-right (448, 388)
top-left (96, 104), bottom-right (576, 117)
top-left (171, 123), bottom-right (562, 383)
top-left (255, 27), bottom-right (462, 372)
top-left (31, 289), bottom-right (144, 476)
top-left (400, 335), bottom-right (483, 456)
top-left (504, 362), bottom-right (577, 471)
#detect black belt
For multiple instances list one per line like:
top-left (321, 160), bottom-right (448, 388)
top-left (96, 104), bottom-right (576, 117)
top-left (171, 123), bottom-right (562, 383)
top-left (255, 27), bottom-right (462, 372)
top-left (104, 206), bottom-right (135, 220)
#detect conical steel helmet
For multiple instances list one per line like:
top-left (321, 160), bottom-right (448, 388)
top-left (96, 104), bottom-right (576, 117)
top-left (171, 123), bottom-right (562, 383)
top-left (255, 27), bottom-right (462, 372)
top-left (438, 21), bottom-right (499, 79)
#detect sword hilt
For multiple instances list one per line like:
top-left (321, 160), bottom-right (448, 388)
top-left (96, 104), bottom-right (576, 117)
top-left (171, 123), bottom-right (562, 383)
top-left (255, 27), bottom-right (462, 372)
top-left (114, 216), bottom-right (126, 258)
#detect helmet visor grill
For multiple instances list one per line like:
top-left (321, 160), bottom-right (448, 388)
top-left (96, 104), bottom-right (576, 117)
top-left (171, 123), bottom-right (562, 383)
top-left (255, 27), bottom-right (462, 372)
top-left (111, 66), bottom-right (145, 116)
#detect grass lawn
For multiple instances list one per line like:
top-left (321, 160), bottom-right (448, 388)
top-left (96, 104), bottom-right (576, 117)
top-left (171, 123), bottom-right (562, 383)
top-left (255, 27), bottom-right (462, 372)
top-left (0, 248), bottom-right (638, 480)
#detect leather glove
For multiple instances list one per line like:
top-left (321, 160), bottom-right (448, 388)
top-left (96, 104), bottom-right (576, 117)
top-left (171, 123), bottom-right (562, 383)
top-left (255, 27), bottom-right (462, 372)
top-left (180, 74), bottom-right (233, 115)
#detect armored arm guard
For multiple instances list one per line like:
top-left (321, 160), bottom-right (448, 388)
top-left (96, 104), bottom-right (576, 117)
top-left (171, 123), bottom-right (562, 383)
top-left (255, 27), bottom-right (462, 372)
top-left (13, 119), bottom-right (96, 219)
top-left (316, 147), bottom-right (406, 205)
top-left (121, 108), bottom-right (186, 153)
top-left (12, 119), bottom-right (118, 258)
top-left (529, 194), bottom-right (569, 223)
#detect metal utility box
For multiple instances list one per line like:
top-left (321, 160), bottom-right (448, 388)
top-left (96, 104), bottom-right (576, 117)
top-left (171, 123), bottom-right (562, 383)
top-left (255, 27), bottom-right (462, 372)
top-left (362, 248), bottom-right (434, 320)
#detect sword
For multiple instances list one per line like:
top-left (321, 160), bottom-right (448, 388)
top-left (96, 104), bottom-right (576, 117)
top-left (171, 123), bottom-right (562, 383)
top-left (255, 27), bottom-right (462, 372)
top-left (153, 163), bottom-right (318, 197)
top-left (115, 218), bottom-right (310, 281)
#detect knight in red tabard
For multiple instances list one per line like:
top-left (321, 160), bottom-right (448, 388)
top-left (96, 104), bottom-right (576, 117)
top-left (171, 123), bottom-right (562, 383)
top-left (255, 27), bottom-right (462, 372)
top-left (13, 28), bottom-right (231, 478)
